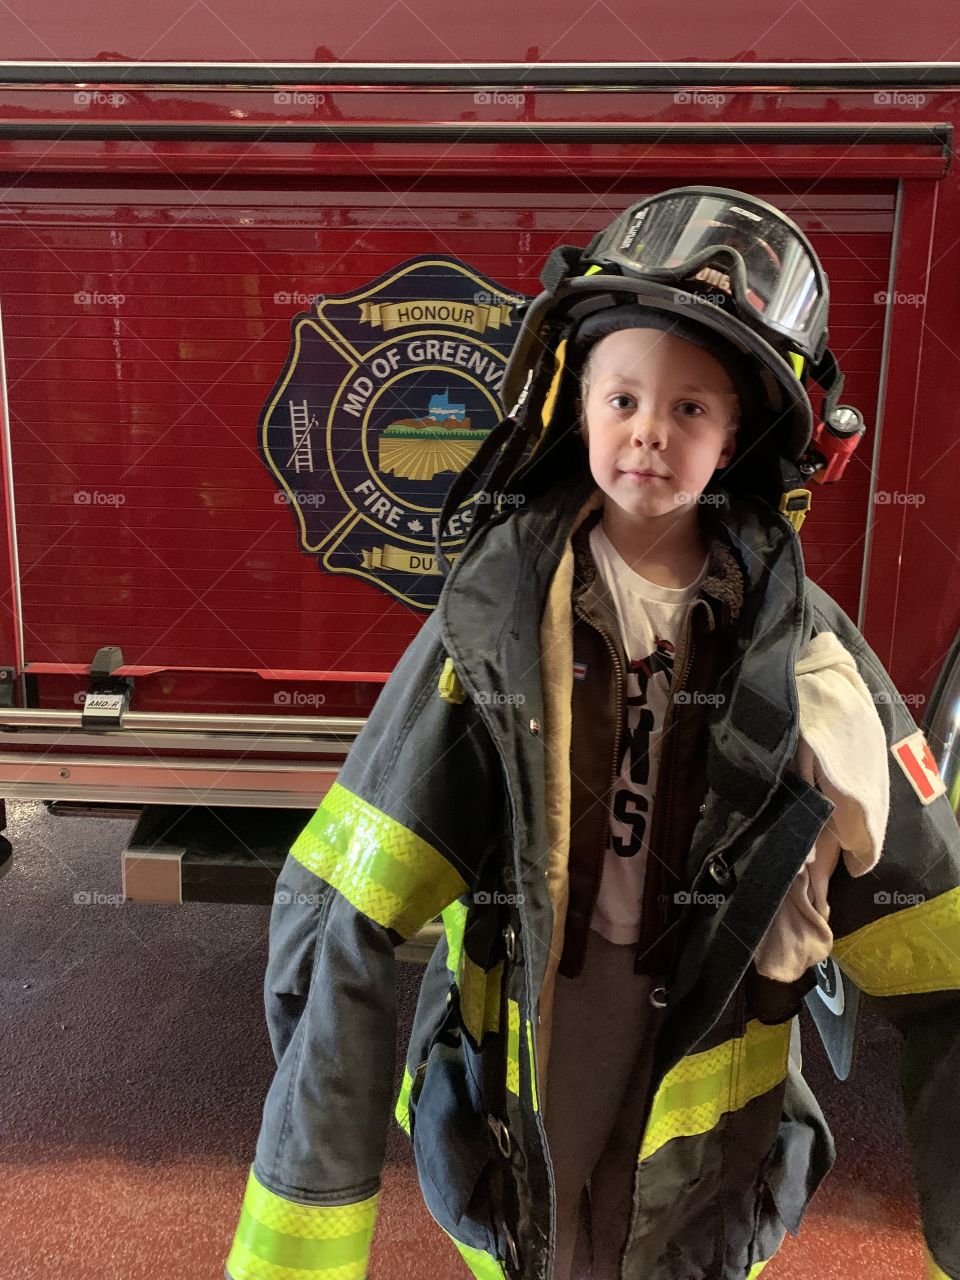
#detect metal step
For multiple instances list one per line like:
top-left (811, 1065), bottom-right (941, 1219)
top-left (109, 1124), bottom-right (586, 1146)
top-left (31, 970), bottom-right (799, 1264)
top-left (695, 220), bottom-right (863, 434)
top-left (120, 803), bottom-right (441, 962)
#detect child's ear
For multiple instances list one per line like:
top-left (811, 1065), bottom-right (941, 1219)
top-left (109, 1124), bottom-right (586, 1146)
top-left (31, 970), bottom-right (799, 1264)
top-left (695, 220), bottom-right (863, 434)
top-left (719, 425), bottom-right (738, 467)
top-left (574, 394), bottom-right (588, 441)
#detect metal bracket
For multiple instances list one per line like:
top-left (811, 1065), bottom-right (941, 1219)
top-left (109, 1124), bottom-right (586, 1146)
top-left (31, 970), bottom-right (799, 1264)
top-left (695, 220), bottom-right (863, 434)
top-left (0, 668), bottom-right (15, 708)
top-left (81, 645), bottom-right (134, 729)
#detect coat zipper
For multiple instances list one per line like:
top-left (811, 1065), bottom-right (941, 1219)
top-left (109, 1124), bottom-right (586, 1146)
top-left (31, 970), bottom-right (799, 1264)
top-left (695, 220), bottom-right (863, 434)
top-left (638, 603), bottom-right (702, 961)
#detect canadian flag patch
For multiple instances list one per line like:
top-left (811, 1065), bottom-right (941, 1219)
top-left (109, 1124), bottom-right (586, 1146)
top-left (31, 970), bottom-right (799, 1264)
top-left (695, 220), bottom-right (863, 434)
top-left (890, 730), bottom-right (947, 805)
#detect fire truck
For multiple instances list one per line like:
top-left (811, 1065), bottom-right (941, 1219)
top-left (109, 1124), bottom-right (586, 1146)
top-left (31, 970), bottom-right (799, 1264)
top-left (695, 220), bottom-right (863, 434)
top-left (0, 36), bottom-right (959, 985)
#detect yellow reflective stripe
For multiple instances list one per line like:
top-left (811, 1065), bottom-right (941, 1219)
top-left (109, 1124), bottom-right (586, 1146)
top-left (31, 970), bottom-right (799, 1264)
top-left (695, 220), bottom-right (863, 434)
top-left (441, 1229), bottom-right (508, 1280)
top-left (442, 898), bottom-right (468, 975)
top-left (290, 782), bottom-right (467, 939)
top-left (640, 1020), bottom-right (791, 1162)
top-left (925, 1244), bottom-right (952, 1279)
top-left (526, 1017), bottom-right (540, 1113)
top-left (438, 656), bottom-right (467, 704)
top-left (226, 1167), bottom-right (378, 1280)
top-left (833, 885), bottom-right (960, 996)
top-left (506, 998), bottom-right (521, 1097)
top-left (748, 1260), bottom-right (772, 1278)
top-left (459, 954), bottom-right (503, 1044)
top-left (394, 1065), bottom-right (414, 1135)
top-left (541, 337), bottom-right (568, 428)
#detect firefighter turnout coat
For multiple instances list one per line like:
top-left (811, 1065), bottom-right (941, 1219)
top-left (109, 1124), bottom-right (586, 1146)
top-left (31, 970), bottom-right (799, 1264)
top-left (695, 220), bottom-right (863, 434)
top-left (225, 471), bottom-right (960, 1280)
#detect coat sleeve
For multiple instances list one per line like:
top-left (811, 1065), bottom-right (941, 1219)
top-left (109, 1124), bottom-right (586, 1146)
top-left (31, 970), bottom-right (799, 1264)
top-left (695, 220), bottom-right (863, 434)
top-left (225, 611), bottom-right (506, 1280)
top-left (807, 584), bottom-right (960, 1280)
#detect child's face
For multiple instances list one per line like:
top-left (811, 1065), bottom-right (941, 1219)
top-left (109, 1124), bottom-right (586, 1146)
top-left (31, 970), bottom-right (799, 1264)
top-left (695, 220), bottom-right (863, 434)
top-left (581, 327), bottom-right (738, 523)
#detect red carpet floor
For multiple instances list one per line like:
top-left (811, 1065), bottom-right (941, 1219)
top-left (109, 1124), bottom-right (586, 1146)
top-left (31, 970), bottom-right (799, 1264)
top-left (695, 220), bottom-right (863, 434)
top-left (0, 801), bottom-right (927, 1278)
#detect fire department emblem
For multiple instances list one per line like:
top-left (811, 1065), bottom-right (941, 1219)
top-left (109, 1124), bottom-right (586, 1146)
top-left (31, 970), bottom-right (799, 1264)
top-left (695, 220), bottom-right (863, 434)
top-left (260, 256), bottom-right (528, 609)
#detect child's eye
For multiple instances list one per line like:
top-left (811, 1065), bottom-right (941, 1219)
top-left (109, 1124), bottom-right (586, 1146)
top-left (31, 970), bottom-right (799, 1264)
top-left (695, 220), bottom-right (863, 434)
top-left (608, 394), bottom-right (634, 411)
top-left (677, 401), bottom-right (706, 417)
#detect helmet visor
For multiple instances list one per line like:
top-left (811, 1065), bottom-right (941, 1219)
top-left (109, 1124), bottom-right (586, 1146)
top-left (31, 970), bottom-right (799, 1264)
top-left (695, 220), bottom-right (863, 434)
top-left (587, 190), bottom-right (827, 360)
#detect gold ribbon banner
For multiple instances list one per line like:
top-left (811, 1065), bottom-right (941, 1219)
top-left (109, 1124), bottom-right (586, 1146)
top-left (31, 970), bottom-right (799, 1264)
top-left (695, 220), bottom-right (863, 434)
top-left (359, 299), bottom-right (513, 335)
top-left (361, 544), bottom-right (460, 575)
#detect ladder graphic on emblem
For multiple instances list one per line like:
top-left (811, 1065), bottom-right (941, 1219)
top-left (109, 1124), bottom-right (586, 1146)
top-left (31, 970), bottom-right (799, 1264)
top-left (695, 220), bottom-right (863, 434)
top-left (287, 399), bottom-right (316, 473)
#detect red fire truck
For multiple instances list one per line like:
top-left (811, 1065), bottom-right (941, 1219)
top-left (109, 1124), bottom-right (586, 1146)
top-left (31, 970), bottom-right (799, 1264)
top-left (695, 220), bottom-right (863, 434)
top-left (0, 30), bottom-right (959, 977)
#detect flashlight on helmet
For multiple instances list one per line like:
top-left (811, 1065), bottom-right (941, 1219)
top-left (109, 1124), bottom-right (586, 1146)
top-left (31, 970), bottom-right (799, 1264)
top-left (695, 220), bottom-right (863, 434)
top-left (804, 404), bottom-right (866, 484)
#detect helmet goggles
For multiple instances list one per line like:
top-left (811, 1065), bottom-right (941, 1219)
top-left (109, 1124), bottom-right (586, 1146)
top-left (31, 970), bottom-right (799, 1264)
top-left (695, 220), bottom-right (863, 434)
top-left (585, 187), bottom-right (829, 363)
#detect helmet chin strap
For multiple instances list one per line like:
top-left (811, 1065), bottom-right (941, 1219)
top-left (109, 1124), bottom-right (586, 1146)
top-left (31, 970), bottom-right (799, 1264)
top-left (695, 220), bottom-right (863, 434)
top-left (433, 364), bottom-right (548, 580)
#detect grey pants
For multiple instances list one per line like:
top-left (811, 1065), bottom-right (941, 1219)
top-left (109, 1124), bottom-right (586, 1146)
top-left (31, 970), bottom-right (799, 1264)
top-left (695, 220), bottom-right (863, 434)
top-left (542, 928), bottom-right (658, 1280)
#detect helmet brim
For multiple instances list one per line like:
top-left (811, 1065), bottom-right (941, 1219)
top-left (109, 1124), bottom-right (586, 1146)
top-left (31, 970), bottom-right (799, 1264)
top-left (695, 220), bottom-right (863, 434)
top-left (501, 275), bottom-right (813, 462)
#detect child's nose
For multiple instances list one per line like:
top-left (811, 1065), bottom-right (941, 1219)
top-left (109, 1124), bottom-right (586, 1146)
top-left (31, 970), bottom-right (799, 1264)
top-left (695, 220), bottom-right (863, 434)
top-left (629, 409), bottom-right (669, 449)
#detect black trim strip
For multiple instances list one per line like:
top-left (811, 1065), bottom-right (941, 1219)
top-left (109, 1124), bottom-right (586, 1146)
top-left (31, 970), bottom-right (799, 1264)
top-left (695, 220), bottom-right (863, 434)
top-left (0, 122), bottom-right (951, 148)
top-left (0, 60), bottom-right (959, 89)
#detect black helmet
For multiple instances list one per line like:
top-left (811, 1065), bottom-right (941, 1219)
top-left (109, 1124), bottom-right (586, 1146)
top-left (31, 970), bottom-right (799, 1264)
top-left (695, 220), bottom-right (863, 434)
top-left (435, 187), bottom-right (860, 574)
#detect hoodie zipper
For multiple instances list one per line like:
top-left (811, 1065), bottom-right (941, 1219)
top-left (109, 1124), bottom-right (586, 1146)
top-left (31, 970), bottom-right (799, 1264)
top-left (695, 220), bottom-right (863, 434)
top-left (573, 600), bottom-right (626, 932)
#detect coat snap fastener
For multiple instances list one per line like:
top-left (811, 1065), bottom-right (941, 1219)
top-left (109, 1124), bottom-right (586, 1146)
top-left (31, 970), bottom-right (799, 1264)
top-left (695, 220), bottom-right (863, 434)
top-left (707, 855), bottom-right (733, 887)
top-left (503, 924), bottom-right (516, 962)
top-left (698, 801), bottom-right (707, 815)
top-left (487, 1113), bottom-right (511, 1158)
top-left (503, 1225), bottom-right (520, 1269)
top-left (529, 717), bottom-right (541, 735)
top-left (649, 986), bottom-right (668, 1009)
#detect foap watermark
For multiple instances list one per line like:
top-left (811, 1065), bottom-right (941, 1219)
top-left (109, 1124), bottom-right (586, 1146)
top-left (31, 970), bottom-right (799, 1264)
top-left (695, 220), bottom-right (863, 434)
top-left (274, 889), bottom-right (325, 906)
top-left (674, 889), bottom-right (726, 907)
top-left (474, 90), bottom-right (525, 107)
top-left (74, 290), bottom-right (125, 307)
top-left (474, 289), bottom-right (526, 308)
top-left (274, 91), bottom-right (326, 107)
top-left (874, 689), bottom-right (926, 708)
top-left (674, 690), bottom-right (726, 706)
top-left (875, 889), bottom-right (925, 906)
top-left (673, 90), bottom-right (727, 107)
top-left (274, 290), bottom-right (324, 307)
top-left (874, 489), bottom-right (926, 506)
top-left (674, 490), bottom-right (728, 506)
top-left (74, 490), bottom-right (126, 506)
top-left (874, 290), bottom-right (926, 307)
top-left (474, 690), bottom-right (526, 707)
top-left (473, 490), bottom-right (526, 507)
top-left (74, 889), bottom-right (124, 907)
top-left (274, 690), bottom-right (327, 707)
top-left (674, 289), bottom-right (730, 309)
top-left (74, 90), bottom-right (127, 107)
top-left (873, 91), bottom-right (927, 108)
top-left (474, 890), bottom-right (525, 906)
top-left (274, 490), bottom-right (326, 507)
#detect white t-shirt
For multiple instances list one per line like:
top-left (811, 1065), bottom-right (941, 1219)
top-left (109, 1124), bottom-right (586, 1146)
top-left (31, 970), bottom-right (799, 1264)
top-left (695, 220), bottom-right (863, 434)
top-left (586, 523), bottom-right (709, 946)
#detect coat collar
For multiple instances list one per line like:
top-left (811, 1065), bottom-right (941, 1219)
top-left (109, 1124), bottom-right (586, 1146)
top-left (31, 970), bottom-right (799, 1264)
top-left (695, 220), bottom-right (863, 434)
top-left (439, 475), bottom-right (810, 809)
top-left (567, 491), bottom-right (746, 637)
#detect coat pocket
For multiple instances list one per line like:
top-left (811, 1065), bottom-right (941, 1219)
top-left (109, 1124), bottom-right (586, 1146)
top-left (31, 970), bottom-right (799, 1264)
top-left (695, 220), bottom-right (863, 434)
top-left (412, 1028), bottom-right (501, 1254)
top-left (265, 857), bottom-right (333, 997)
top-left (263, 857), bottom-right (334, 1060)
top-left (749, 1070), bottom-right (836, 1264)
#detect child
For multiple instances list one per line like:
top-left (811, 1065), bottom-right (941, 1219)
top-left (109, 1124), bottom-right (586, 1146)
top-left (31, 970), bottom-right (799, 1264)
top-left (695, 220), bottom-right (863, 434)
top-left (225, 189), bottom-right (960, 1280)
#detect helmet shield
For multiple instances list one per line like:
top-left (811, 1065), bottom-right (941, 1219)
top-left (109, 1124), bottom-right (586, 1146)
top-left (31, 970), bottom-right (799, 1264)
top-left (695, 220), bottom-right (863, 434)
top-left (587, 188), bottom-right (829, 362)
